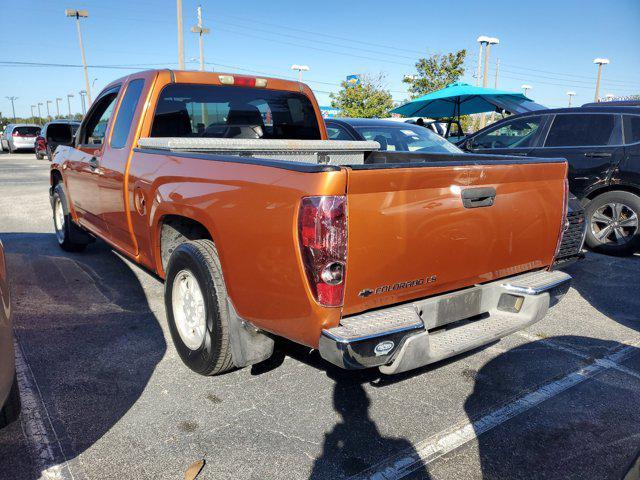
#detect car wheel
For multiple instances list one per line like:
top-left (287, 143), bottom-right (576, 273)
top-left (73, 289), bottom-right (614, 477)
top-left (584, 191), bottom-right (640, 256)
top-left (165, 240), bottom-right (234, 376)
top-left (0, 374), bottom-right (20, 428)
top-left (52, 183), bottom-right (89, 252)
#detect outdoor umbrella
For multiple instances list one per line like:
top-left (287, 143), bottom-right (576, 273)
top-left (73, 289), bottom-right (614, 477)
top-left (391, 82), bottom-right (543, 121)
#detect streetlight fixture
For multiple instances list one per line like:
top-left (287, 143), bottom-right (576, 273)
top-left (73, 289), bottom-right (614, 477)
top-left (55, 97), bottom-right (62, 118)
top-left (65, 9), bottom-right (92, 104)
top-left (593, 57), bottom-right (609, 102)
top-left (521, 84), bottom-right (532, 97)
top-left (67, 93), bottom-right (74, 119)
top-left (79, 90), bottom-right (87, 115)
top-left (291, 64), bottom-right (310, 82)
top-left (566, 91), bottom-right (576, 107)
top-left (479, 36), bottom-right (499, 128)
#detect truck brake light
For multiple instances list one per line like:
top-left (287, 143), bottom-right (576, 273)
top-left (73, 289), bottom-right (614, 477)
top-left (218, 75), bottom-right (267, 88)
top-left (552, 178), bottom-right (569, 264)
top-left (298, 196), bottom-right (347, 307)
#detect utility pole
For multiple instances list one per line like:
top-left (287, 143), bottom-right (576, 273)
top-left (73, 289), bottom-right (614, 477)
top-left (5, 97), bottom-right (17, 122)
top-left (30, 105), bottom-right (37, 122)
top-left (476, 36), bottom-right (490, 87)
top-left (566, 91), bottom-right (576, 107)
top-left (593, 58), bottom-right (609, 102)
top-left (37, 103), bottom-right (43, 124)
top-left (56, 97), bottom-right (62, 118)
top-left (67, 94), bottom-right (74, 119)
top-left (190, 5), bottom-right (211, 71)
top-left (46, 100), bottom-right (52, 120)
top-left (65, 9), bottom-right (92, 104)
top-left (177, 0), bottom-right (185, 69)
top-left (79, 90), bottom-right (87, 115)
top-left (480, 37), bottom-right (499, 128)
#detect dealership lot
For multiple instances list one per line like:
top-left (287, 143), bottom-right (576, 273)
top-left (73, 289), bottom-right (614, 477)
top-left (0, 151), bottom-right (639, 479)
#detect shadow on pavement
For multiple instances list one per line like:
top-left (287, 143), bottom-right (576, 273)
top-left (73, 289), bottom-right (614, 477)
top-left (0, 232), bottom-right (166, 480)
top-left (465, 336), bottom-right (640, 480)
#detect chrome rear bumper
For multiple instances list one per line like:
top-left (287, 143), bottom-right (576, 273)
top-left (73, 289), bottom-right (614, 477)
top-left (319, 270), bottom-right (571, 374)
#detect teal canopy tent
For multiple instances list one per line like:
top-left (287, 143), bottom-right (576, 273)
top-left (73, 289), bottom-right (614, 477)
top-left (391, 82), bottom-right (544, 120)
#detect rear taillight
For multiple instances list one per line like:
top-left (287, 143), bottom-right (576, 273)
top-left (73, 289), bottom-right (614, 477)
top-left (36, 136), bottom-right (46, 148)
top-left (298, 196), bottom-right (347, 307)
top-left (218, 74), bottom-right (267, 88)
top-left (552, 179), bottom-right (569, 264)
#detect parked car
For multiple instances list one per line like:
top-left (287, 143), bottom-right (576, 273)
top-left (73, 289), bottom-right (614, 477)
top-left (35, 120), bottom-right (80, 160)
top-left (458, 106), bottom-right (640, 255)
top-left (1, 124), bottom-right (41, 153)
top-left (324, 118), bottom-right (463, 153)
top-left (49, 69), bottom-right (571, 377)
top-left (0, 240), bottom-right (19, 429)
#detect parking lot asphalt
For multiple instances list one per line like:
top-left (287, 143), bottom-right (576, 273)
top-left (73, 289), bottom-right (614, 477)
top-left (0, 151), bottom-right (639, 480)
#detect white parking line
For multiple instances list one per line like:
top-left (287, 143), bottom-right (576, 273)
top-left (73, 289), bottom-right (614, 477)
top-left (14, 340), bottom-right (73, 480)
top-left (350, 339), bottom-right (640, 480)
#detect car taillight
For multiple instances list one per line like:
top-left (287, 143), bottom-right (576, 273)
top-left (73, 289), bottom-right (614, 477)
top-left (298, 196), bottom-right (347, 307)
top-left (552, 178), bottom-right (569, 264)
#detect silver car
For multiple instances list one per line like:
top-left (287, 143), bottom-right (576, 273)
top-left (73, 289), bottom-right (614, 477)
top-left (1, 124), bottom-right (41, 153)
top-left (0, 239), bottom-right (19, 428)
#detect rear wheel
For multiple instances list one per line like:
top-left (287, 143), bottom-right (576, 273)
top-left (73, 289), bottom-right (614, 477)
top-left (52, 183), bottom-right (89, 252)
top-left (585, 191), bottom-right (640, 256)
top-left (164, 240), bottom-right (234, 375)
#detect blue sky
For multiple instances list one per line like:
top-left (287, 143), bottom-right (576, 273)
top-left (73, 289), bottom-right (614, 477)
top-left (1, 0), bottom-right (639, 118)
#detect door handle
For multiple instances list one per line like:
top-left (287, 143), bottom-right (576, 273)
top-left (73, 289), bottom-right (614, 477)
top-left (584, 152), bottom-right (612, 158)
top-left (461, 187), bottom-right (496, 208)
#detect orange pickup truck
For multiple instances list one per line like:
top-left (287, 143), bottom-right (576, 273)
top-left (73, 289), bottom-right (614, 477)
top-left (50, 69), bottom-right (571, 376)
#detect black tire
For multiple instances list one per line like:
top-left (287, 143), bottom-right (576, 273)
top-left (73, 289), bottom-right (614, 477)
top-left (584, 191), bottom-right (640, 256)
top-left (0, 374), bottom-right (20, 428)
top-left (164, 240), bottom-right (234, 375)
top-left (52, 183), bottom-right (89, 252)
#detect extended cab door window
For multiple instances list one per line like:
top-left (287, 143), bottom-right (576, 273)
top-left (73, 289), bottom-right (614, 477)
top-left (470, 115), bottom-right (544, 151)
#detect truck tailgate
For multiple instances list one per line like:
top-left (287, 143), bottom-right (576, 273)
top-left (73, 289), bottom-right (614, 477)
top-left (342, 159), bottom-right (567, 316)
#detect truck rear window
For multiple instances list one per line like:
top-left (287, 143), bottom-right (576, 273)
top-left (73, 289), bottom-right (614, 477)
top-left (151, 84), bottom-right (321, 140)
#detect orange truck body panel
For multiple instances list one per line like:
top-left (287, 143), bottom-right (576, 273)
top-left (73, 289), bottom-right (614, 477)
top-left (51, 69), bottom-right (567, 349)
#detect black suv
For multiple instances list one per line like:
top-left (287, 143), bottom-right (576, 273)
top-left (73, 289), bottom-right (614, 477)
top-left (459, 106), bottom-right (640, 256)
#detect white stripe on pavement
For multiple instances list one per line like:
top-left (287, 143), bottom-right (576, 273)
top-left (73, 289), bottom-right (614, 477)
top-left (350, 339), bottom-right (640, 480)
top-left (14, 340), bottom-right (73, 480)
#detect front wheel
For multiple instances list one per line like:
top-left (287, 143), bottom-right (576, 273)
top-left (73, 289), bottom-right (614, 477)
top-left (584, 191), bottom-right (640, 256)
top-left (52, 183), bottom-right (89, 252)
top-left (164, 240), bottom-right (234, 375)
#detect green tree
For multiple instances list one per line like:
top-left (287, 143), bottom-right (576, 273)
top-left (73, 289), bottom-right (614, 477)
top-left (403, 50), bottom-right (467, 99)
top-left (330, 74), bottom-right (394, 118)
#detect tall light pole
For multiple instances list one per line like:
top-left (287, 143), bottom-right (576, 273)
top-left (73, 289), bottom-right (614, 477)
top-left (593, 58), bottom-right (609, 102)
top-left (476, 36), bottom-right (491, 87)
top-left (480, 36), bottom-right (499, 128)
top-left (46, 100), bottom-right (53, 120)
top-left (79, 90), bottom-right (87, 115)
top-left (521, 84), bottom-right (532, 97)
top-left (494, 58), bottom-right (500, 89)
top-left (291, 64), bottom-right (310, 82)
top-left (30, 105), bottom-right (37, 122)
top-left (37, 102), bottom-right (43, 123)
top-left (190, 5), bottom-right (210, 71)
top-left (67, 94), bottom-right (74, 119)
top-left (65, 10), bottom-right (92, 104)
top-left (176, 0), bottom-right (185, 69)
top-left (56, 97), bottom-right (62, 118)
top-left (5, 97), bottom-right (17, 122)
top-left (566, 91), bottom-right (576, 107)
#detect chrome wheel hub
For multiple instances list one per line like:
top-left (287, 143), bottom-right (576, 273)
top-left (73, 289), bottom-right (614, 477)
top-left (171, 269), bottom-right (206, 350)
top-left (591, 202), bottom-right (638, 245)
top-left (54, 197), bottom-right (65, 244)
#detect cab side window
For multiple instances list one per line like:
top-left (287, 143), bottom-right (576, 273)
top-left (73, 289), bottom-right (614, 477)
top-left (326, 125), bottom-right (353, 140)
top-left (80, 88), bottom-right (120, 146)
top-left (624, 115), bottom-right (640, 144)
top-left (472, 116), bottom-right (543, 149)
